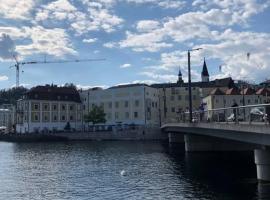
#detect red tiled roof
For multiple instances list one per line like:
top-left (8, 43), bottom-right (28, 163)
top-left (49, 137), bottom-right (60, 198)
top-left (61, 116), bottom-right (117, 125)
top-left (225, 87), bottom-right (240, 95)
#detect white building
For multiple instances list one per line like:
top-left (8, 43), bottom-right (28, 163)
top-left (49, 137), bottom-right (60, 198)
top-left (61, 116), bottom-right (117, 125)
top-left (0, 104), bottom-right (15, 133)
top-left (16, 85), bottom-right (83, 133)
top-left (80, 84), bottom-right (160, 128)
top-left (203, 87), bottom-right (270, 121)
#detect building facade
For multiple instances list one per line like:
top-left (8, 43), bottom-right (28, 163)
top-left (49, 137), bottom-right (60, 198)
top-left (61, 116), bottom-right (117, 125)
top-left (16, 85), bottom-right (82, 133)
top-left (0, 104), bottom-right (16, 133)
top-left (151, 60), bottom-right (235, 124)
top-left (80, 84), bottom-right (160, 128)
top-left (203, 87), bottom-right (270, 120)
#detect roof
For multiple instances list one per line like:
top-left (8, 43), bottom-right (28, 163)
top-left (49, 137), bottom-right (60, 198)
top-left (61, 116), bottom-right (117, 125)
top-left (201, 58), bottom-right (209, 77)
top-left (256, 88), bottom-right (270, 96)
top-left (24, 85), bottom-right (81, 103)
top-left (210, 88), bottom-right (225, 95)
top-left (225, 87), bottom-right (240, 95)
top-left (240, 88), bottom-right (255, 95)
top-left (151, 77), bottom-right (234, 89)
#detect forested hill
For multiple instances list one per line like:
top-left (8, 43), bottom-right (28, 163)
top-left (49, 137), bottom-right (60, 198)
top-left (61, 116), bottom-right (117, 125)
top-left (0, 87), bottom-right (28, 105)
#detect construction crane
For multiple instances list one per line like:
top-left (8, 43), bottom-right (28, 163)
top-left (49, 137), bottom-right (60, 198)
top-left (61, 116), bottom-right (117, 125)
top-left (10, 56), bottom-right (105, 88)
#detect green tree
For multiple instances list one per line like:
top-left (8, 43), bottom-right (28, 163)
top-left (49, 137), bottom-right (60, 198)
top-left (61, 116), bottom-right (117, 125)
top-left (84, 105), bottom-right (106, 125)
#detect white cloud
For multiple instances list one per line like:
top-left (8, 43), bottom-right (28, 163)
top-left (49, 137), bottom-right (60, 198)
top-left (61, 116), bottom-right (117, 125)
top-left (0, 75), bottom-right (8, 81)
top-left (0, 34), bottom-right (17, 60)
top-left (0, 26), bottom-right (76, 58)
top-left (83, 38), bottom-right (97, 43)
top-left (136, 20), bottom-right (160, 32)
top-left (103, 42), bottom-right (117, 48)
top-left (158, 0), bottom-right (185, 9)
top-left (119, 30), bottom-right (172, 52)
top-left (125, 0), bottom-right (186, 9)
top-left (120, 63), bottom-right (132, 68)
top-left (0, 0), bottom-right (35, 20)
top-left (35, 0), bottom-right (124, 35)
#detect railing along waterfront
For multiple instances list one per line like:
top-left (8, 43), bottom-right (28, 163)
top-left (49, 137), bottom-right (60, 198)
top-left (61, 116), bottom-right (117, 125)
top-left (167, 103), bottom-right (270, 125)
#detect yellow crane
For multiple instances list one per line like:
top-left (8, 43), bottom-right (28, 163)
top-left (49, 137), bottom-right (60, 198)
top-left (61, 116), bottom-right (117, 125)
top-left (10, 55), bottom-right (105, 88)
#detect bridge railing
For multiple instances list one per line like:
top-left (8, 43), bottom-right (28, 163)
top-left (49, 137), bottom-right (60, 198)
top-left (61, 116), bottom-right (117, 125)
top-left (173, 103), bottom-right (270, 125)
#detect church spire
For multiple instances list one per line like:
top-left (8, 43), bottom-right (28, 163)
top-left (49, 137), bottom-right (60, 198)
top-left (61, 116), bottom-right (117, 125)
top-left (201, 57), bottom-right (209, 82)
top-left (177, 66), bottom-right (183, 84)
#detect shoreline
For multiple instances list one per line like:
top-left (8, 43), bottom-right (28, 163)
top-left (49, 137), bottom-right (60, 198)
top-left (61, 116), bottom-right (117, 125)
top-left (0, 128), bottom-right (167, 143)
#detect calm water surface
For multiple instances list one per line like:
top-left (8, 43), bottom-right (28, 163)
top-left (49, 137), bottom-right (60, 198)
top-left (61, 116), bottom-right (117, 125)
top-left (0, 141), bottom-right (270, 200)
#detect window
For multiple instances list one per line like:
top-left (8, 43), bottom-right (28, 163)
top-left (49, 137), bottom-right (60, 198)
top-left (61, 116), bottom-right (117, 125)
top-left (69, 105), bottom-right (74, 111)
top-left (248, 99), bottom-right (251, 104)
top-left (255, 99), bottom-right (258, 104)
top-left (125, 101), bottom-right (129, 108)
top-left (178, 95), bottom-right (182, 100)
top-left (53, 115), bottom-right (57, 121)
top-left (185, 87), bottom-right (188, 91)
top-left (152, 102), bottom-right (154, 107)
top-left (61, 115), bottom-right (66, 121)
top-left (108, 102), bottom-right (112, 108)
top-left (135, 100), bottom-right (140, 107)
top-left (34, 104), bottom-right (39, 110)
top-left (34, 114), bottom-right (39, 121)
top-left (134, 112), bottom-right (138, 118)
top-left (115, 112), bottom-right (119, 119)
top-left (53, 104), bottom-right (57, 111)
top-left (125, 112), bottom-right (129, 119)
top-left (115, 102), bottom-right (119, 108)
top-left (44, 105), bottom-right (48, 110)
top-left (61, 105), bottom-right (66, 110)
top-left (44, 115), bottom-right (48, 121)
top-left (70, 115), bottom-right (73, 121)
top-left (170, 96), bottom-right (175, 101)
top-left (171, 107), bottom-right (175, 112)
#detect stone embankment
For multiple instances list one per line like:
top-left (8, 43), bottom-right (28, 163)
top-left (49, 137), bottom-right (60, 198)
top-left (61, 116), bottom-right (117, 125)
top-left (0, 127), bottom-right (166, 142)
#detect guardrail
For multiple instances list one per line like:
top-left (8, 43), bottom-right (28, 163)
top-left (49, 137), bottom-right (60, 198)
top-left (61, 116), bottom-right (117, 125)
top-left (168, 103), bottom-right (270, 125)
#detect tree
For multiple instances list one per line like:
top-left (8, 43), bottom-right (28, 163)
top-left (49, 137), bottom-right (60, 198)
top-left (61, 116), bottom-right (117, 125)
top-left (0, 86), bottom-right (28, 105)
top-left (84, 105), bottom-right (106, 125)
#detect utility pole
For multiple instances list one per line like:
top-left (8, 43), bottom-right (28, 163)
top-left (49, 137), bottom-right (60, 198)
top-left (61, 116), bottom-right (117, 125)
top-left (188, 51), bottom-right (192, 123)
top-left (188, 48), bottom-right (203, 123)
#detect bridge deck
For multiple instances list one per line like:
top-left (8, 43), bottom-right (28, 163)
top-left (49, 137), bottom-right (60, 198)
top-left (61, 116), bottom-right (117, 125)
top-left (162, 122), bottom-right (270, 146)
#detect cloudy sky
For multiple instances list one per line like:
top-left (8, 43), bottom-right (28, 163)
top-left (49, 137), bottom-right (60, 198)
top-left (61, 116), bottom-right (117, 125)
top-left (0, 0), bottom-right (270, 89)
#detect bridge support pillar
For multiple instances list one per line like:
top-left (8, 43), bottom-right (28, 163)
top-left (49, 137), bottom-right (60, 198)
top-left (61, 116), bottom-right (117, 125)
top-left (184, 134), bottom-right (253, 152)
top-left (168, 132), bottom-right (184, 143)
top-left (254, 149), bottom-right (270, 182)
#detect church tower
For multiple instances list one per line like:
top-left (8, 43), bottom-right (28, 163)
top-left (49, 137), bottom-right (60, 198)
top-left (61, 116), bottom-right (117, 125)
top-left (177, 67), bottom-right (183, 84)
top-left (201, 58), bottom-right (209, 82)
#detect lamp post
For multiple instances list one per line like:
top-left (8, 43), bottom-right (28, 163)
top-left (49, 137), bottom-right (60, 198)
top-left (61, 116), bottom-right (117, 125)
top-left (188, 48), bottom-right (203, 123)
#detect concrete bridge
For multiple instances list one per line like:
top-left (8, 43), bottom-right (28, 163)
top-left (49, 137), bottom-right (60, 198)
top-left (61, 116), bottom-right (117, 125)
top-left (162, 122), bottom-right (270, 182)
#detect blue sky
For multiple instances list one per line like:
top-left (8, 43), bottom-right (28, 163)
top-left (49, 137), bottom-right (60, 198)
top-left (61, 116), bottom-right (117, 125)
top-left (0, 0), bottom-right (270, 89)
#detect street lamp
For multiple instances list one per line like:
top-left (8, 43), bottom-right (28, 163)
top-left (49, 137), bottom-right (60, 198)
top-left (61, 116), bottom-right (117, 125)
top-left (188, 48), bottom-right (203, 123)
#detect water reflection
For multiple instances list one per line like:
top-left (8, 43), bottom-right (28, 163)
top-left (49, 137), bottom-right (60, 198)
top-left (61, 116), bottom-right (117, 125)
top-left (0, 141), bottom-right (270, 199)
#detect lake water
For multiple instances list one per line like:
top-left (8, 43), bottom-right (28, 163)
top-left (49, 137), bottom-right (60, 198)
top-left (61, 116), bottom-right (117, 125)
top-left (0, 141), bottom-right (270, 200)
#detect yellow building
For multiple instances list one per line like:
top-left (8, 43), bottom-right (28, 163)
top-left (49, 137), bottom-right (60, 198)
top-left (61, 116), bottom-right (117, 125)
top-left (16, 85), bottom-right (82, 133)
